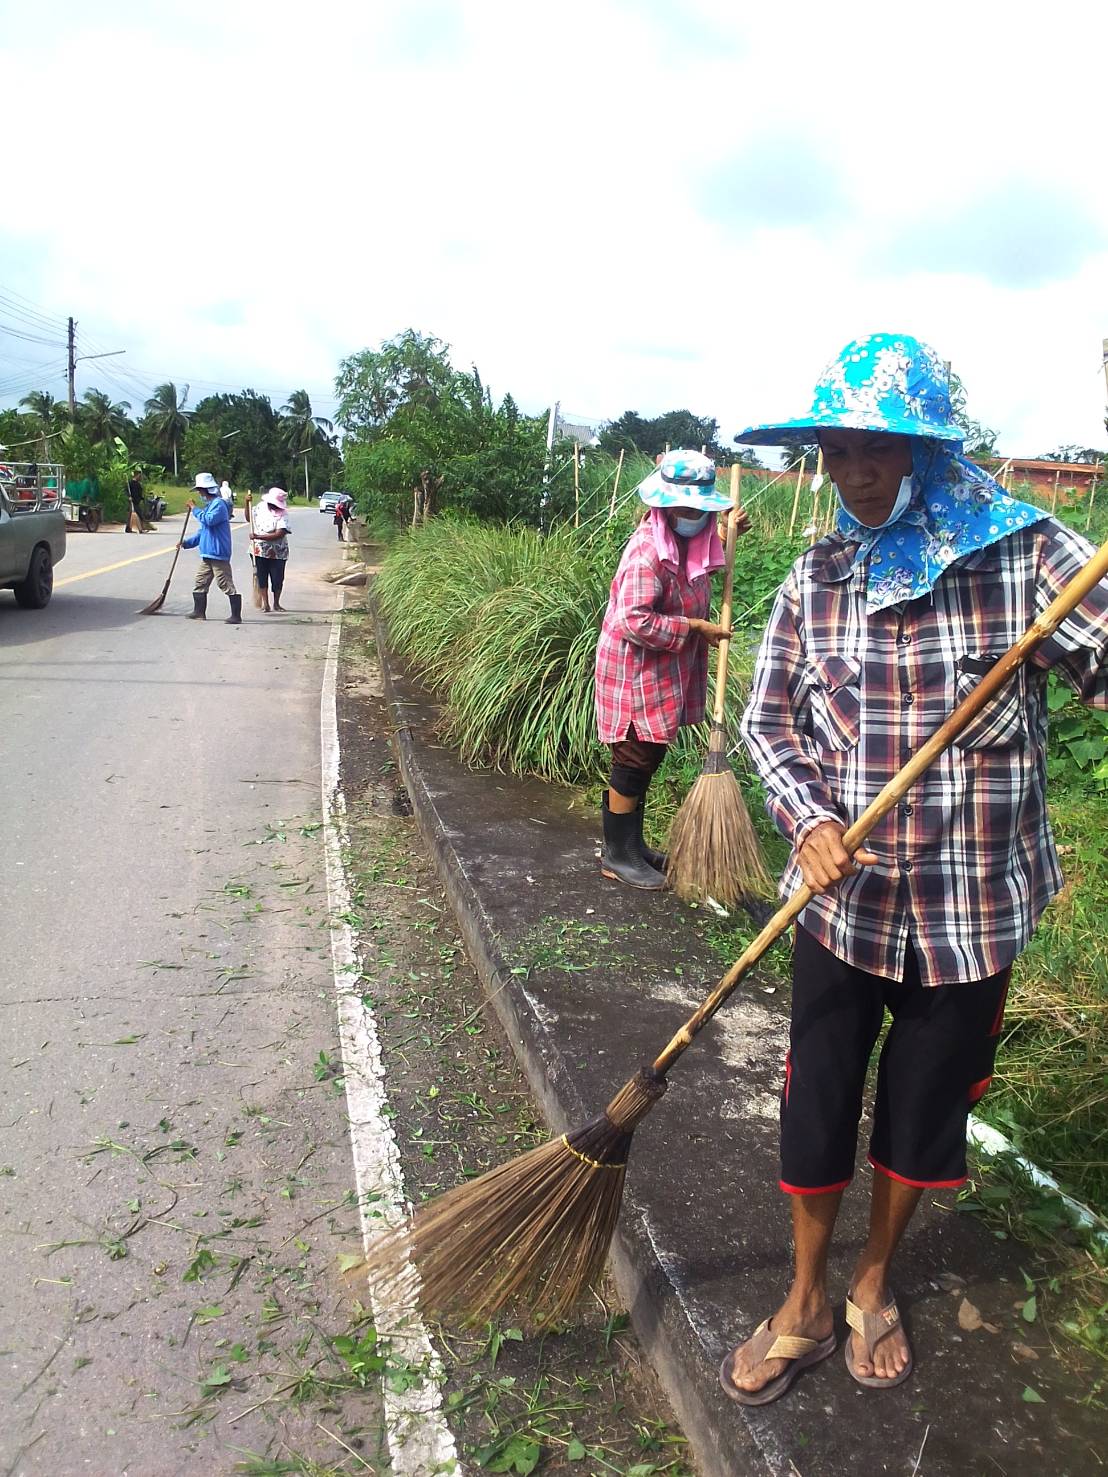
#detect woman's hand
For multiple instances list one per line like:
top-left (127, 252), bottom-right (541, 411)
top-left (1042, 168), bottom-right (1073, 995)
top-left (796, 821), bottom-right (878, 894)
top-left (688, 618), bottom-right (731, 646)
top-left (718, 509), bottom-right (752, 539)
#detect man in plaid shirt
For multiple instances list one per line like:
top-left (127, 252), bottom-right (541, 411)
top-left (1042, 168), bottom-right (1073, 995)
top-left (718, 334), bottom-right (1108, 1406)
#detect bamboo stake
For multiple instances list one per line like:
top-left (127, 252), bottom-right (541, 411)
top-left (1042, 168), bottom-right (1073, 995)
top-left (787, 453), bottom-right (807, 537)
top-left (809, 449), bottom-right (824, 546)
top-left (1088, 462), bottom-right (1100, 532)
top-left (1051, 467), bottom-right (1061, 514)
top-left (607, 447), bottom-right (625, 521)
top-left (573, 442), bottom-right (580, 529)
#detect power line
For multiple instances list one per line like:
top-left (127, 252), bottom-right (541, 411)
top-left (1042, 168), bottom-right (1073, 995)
top-left (0, 320), bottom-right (67, 348)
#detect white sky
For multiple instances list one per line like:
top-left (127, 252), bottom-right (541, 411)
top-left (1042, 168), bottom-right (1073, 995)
top-left (3, 0), bottom-right (1107, 457)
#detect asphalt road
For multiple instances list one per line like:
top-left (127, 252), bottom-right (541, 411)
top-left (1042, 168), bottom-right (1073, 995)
top-left (0, 510), bottom-right (383, 1474)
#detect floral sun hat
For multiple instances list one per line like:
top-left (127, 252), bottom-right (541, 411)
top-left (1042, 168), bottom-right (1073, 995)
top-left (736, 332), bottom-right (964, 447)
top-left (635, 449), bottom-right (732, 510)
top-left (735, 333), bottom-right (1050, 613)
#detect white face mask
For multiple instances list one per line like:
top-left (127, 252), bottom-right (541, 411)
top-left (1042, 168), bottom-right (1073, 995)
top-left (673, 510), bottom-right (711, 537)
top-left (849, 475), bottom-right (914, 530)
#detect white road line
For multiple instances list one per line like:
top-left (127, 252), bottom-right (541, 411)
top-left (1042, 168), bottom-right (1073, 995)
top-left (320, 606), bottom-right (461, 1476)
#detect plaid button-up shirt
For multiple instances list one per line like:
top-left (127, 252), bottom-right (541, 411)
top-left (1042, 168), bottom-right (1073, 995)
top-left (595, 521), bottom-right (712, 744)
top-left (741, 520), bottom-right (1108, 985)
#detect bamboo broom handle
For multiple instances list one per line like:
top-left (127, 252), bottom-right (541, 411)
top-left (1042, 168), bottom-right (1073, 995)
top-left (709, 464), bottom-right (743, 726)
top-left (653, 533), bottom-right (1108, 1077)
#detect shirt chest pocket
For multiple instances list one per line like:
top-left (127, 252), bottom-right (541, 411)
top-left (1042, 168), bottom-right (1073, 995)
top-left (953, 653), bottom-right (1027, 750)
top-left (804, 654), bottom-right (861, 751)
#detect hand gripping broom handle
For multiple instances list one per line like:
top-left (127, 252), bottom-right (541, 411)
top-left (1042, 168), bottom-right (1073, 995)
top-left (709, 464), bottom-right (744, 728)
top-left (652, 533), bottom-right (1108, 1078)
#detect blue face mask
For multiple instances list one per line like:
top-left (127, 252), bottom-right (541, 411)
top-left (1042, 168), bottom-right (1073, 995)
top-left (673, 511), bottom-right (711, 538)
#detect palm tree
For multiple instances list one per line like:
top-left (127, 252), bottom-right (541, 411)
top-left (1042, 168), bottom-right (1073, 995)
top-left (19, 390), bottom-right (59, 459)
top-left (82, 388), bottom-right (131, 444)
top-left (144, 382), bottom-right (190, 478)
top-left (281, 389), bottom-right (334, 499)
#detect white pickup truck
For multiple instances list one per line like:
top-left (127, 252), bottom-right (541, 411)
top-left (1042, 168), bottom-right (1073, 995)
top-left (0, 461), bottom-right (66, 608)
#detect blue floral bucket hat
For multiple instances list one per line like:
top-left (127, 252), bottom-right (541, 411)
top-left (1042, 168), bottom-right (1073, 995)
top-left (736, 333), bottom-right (964, 447)
top-left (635, 449), bottom-right (732, 510)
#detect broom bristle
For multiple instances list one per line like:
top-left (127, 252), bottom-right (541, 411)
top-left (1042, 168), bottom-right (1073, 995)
top-left (667, 735), bottom-right (773, 905)
top-left (357, 1069), bottom-right (666, 1327)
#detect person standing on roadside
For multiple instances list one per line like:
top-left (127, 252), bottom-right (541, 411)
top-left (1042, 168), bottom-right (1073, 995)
top-left (221, 478), bottom-right (236, 521)
top-left (126, 471), bottom-right (148, 533)
top-left (249, 486), bottom-right (292, 613)
top-left (181, 471), bottom-right (241, 624)
top-left (594, 449), bottom-right (741, 889)
top-left (720, 333), bottom-right (1108, 1406)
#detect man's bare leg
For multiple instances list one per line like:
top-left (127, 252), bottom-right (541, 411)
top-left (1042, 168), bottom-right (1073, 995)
top-left (846, 1172), bottom-right (920, 1381)
top-left (727, 1190), bottom-right (841, 1394)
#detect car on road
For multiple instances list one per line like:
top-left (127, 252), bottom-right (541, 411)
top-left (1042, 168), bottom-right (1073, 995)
top-left (0, 461), bottom-right (66, 608)
top-left (319, 490), bottom-right (349, 514)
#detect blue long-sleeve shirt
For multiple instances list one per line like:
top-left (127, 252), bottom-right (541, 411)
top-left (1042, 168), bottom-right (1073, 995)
top-left (182, 495), bottom-right (232, 561)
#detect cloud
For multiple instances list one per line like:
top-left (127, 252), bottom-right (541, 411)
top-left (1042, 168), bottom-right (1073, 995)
top-left (874, 182), bottom-right (1107, 289)
top-left (706, 132), bottom-right (848, 229)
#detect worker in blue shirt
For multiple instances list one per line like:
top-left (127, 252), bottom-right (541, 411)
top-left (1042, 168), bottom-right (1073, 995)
top-left (181, 471), bottom-right (241, 623)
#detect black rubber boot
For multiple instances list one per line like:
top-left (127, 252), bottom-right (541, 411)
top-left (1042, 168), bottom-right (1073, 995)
top-left (636, 797), bottom-right (668, 873)
top-left (188, 592), bottom-right (207, 620)
top-left (225, 593), bottom-right (243, 625)
top-left (600, 796), bottom-right (666, 889)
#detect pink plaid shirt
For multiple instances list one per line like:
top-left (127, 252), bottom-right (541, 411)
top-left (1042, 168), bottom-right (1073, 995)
top-left (595, 520), bottom-right (712, 744)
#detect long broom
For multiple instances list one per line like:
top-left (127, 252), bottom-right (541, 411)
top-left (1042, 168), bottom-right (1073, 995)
top-left (360, 533), bottom-right (1108, 1327)
top-left (245, 493), bottom-right (264, 609)
top-left (139, 507), bottom-right (191, 614)
top-left (666, 463), bottom-right (773, 904)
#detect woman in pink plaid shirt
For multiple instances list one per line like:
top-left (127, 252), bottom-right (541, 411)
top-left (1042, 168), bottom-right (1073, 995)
top-left (595, 450), bottom-right (739, 888)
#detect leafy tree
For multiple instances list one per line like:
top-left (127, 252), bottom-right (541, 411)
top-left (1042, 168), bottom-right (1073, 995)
top-left (1037, 445), bottom-right (1108, 465)
top-left (599, 408), bottom-right (726, 460)
top-left (335, 329), bottom-right (456, 436)
top-left (19, 390), bottom-right (61, 458)
top-left (81, 387), bottom-right (132, 444)
top-left (339, 333), bottom-right (546, 524)
top-left (948, 372), bottom-right (998, 458)
top-left (281, 389), bottom-right (337, 499)
top-left (143, 382), bottom-right (191, 478)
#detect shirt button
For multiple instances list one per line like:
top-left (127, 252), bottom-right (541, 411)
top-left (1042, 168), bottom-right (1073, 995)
top-left (898, 633), bottom-right (912, 646)
top-left (900, 803), bottom-right (914, 816)
top-left (899, 859), bottom-right (913, 873)
top-left (902, 692), bottom-right (914, 706)
top-left (901, 746), bottom-right (912, 760)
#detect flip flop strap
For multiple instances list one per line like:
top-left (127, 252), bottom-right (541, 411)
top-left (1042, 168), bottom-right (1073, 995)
top-left (746, 1319), bottom-right (824, 1364)
top-left (845, 1296), bottom-right (901, 1359)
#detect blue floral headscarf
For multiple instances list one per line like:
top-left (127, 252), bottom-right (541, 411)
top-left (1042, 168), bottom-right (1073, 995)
top-left (736, 332), bottom-right (1049, 614)
top-left (838, 440), bottom-right (1048, 614)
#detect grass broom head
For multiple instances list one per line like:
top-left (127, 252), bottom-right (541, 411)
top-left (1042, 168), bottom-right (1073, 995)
top-left (357, 1068), bottom-right (666, 1328)
top-left (666, 723), bottom-right (773, 906)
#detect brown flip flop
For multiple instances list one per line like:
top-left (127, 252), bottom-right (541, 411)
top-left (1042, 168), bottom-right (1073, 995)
top-left (719, 1318), bottom-right (837, 1407)
top-left (844, 1293), bottom-right (914, 1388)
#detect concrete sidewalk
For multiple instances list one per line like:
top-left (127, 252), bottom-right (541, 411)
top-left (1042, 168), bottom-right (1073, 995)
top-left (370, 605), bottom-right (1102, 1477)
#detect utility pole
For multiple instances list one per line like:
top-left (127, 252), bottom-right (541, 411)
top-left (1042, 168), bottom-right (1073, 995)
top-left (67, 317), bottom-right (76, 414)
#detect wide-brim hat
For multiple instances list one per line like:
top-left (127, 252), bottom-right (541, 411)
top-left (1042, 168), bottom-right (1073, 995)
top-left (265, 487), bottom-right (288, 509)
top-left (736, 333), bottom-right (965, 448)
top-left (635, 449), bottom-right (731, 510)
top-left (193, 471), bottom-right (219, 491)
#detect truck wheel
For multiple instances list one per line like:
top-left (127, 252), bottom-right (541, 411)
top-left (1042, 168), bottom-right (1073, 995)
top-left (86, 505), bottom-right (103, 532)
top-left (13, 546), bottom-right (54, 609)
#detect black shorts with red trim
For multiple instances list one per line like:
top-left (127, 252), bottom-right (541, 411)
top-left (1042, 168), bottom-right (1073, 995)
top-left (780, 926), bottom-right (1010, 1195)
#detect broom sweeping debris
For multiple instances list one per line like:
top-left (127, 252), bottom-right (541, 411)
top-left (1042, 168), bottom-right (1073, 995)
top-left (139, 507), bottom-right (191, 614)
top-left (666, 463), bottom-right (772, 904)
top-left (360, 533), bottom-right (1108, 1326)
top-left (245, 494), bottom-right (263, 609)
